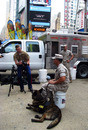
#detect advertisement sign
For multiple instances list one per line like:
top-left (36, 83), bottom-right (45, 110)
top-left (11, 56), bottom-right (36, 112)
top-left (29, 5), bottom-right (51, 27)
top-left (30, 5), bottom-right (51, 12)
top-left (21, 25), bottom-right (26, 39)
top-left (30, 11), bottom-right (50, 23)
top-left (32, 26), bottom-right (46, 32)
top-left (30, 0), bottom-right (51, 6)
top-left (15, 19), bottom-right (22, 39)
top-left (28, 21), bottom-right (33, 40)
top-left (7, 20), bottom-right (15, 40)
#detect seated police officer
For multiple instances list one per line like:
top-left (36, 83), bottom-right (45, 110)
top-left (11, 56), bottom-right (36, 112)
top-left (13, 45), bottom-right (33, 93)
top-left (41, 54), bottom-right (69, 100)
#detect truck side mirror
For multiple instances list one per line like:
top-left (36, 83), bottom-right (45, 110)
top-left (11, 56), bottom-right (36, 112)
top-left (1, 47), bottom-right (5, 53)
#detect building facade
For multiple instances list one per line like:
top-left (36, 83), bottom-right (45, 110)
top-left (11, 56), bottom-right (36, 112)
top-left (64, 0), bottom-right (77, 30)
top-left (55, 12), bottom-right (61, 31)
top-left (75, 0), bottom-right (85, 31)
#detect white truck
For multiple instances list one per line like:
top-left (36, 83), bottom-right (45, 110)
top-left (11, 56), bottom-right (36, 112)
top-left (0, 39), bottom-right (45, 71)
top-left (1, 33), bottom-right (88, 79)
top-left (38, 32), bottom-right (88, 78)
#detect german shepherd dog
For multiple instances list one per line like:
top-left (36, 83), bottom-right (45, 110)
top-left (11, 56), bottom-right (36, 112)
top-left (26, 89), bottom-right (62, 129)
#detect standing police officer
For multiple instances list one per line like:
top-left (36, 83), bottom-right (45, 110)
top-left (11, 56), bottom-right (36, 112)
top-left (14, 45), bottom-right (33, 93)
top-left (60, 45), bottom-right (74, 83)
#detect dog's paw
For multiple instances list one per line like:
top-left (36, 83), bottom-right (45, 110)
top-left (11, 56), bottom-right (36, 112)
top-left (31, 119), bottom-right (36, 122)
top-left (27, 103), bottom-right (31, 106)
top-left (35, 115), bottom-right (40, 119)
top-left (26, 106), bottom-right (31, 109)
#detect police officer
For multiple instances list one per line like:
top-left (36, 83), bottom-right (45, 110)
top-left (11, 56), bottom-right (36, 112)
top-left (14, 45), bottom-right (33, 93)
top-left (41, 54), bottom-right (69, 100)
top-left (60, 45), bottom-right (74, 83)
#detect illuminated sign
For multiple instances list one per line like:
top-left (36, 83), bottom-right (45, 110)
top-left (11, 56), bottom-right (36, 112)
top-left (30, 5), bottom-right (51, 12)
top-left (29, 5), bottom-right (51, 27)
top-left (33, 27), bottom-right (46, 32)
top-left (30, 11), bottom-right (50, 23)
top-left (30, 0), bottom-right (51, 6)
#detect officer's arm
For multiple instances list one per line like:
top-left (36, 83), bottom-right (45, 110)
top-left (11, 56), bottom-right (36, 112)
top-left (70, 54), bottom-right (74, 61)
top-left (67, 53), bottom-right (74, 63)
top-left (27, 59), bottom-right (30, 66)
top-left (48, 76), bottom-right (66, 84)
top-left (15, 60), bottom-right (22, 65)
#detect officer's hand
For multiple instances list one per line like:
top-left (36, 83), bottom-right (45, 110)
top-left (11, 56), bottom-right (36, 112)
top-left (67, 60), bottom-right (70, 63)
top-left (48, 80), bottom-right (55, 84)
top-left (19, 61), bottom-right (22, 65)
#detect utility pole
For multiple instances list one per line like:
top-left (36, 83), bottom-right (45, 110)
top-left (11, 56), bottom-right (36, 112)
top-left (27, 0), bottom-right (29, 28)
top-left (84, 0), bottom-right (88, 32)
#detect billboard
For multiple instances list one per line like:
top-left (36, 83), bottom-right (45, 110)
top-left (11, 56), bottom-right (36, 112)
top-left (30, 0), bottom-right (51, 6)
top-left (32, 25), bottom-right (46, 32)
top-left (7, 20), bottom-right (15, 40)
top-left (29, 5), bottom-right (51, 28)
top-left (30, 11), bottom-right (50, 23)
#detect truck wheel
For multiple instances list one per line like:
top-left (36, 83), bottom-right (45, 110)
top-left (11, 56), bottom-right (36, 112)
top-left (77, 64), bottom-right (88, 78)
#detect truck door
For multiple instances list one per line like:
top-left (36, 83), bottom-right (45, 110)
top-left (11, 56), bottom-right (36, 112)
top-left (52, 42), bottom-right (58, 56)
top-left (0, 41), bottom-right (22, 71)
top-left (25, 41), bottom-right (44, 69)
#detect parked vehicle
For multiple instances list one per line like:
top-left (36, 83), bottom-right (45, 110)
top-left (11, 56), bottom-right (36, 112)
top-left (0, 39), bottom-right (45, 71)
top-left (38, 32), bottom-right (88, 78)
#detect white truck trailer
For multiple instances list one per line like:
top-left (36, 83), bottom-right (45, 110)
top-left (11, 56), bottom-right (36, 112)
top-left (38, 32), bottom-right (88, 78)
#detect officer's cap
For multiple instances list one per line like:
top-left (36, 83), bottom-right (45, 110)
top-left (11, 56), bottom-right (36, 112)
top-left (52, 54), bottom-right (63, 60)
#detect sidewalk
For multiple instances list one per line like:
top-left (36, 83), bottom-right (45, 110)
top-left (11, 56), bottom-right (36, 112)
top-left (0, 79), bottom-right (88, 130)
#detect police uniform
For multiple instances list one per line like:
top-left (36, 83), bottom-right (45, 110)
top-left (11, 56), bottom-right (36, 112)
top-left (42, 54), bottom-right (69, 99)
top-left (60, 49), bottom-right (73, 81)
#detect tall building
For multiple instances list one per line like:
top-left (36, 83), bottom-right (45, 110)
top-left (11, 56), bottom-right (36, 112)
top-left (64, 0), bottom-right (77, 30)
top-left (75, 0), bottom-right (85, 31)
top-left (9, 0), bottom-right (16, 25)
top-left (55, 12), bottom-right (61, 31)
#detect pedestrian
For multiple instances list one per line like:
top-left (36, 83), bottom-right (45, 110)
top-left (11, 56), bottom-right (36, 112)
top-left (13, 45), bottom-right (33, 93)
top-left (60, 45), bottom-right (74, 83)
top-left (41, 54), bottom-right (69, 100)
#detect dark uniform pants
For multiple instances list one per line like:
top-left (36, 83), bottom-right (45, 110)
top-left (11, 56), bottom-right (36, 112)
top-left (17, 65), bottom-right (32, 91)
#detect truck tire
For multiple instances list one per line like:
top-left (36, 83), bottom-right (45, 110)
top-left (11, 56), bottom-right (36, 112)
top-left (77, 64), bottom-right (88, 78)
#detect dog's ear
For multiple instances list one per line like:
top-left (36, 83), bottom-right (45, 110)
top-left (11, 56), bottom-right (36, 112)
top-left (33, 90), bottom-right (37, 96)
top-left (32, 90), bottom-right (35, 94)
top-left (39, 88), bottom-right (43, 93)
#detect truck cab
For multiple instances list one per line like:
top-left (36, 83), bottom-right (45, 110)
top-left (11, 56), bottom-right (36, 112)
top-left (0, 39), bottom-right (45, 71)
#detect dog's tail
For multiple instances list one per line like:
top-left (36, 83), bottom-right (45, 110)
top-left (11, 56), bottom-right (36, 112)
top-left (47, 113), bottom-right (62, 129)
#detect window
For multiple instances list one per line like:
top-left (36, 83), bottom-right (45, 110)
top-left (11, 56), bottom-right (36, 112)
top-left (4, 41), bottom-right (21, 53)
top-left (26, 41), bottom-right (39, 52)
top-left (60, 45), bottom-right (65, 52)
top-left (71, 45), bottom-right (78, 54)
top-left (82, 46), bottom-right (88, 54)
